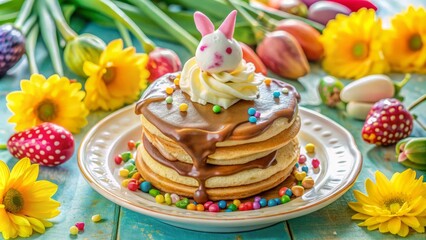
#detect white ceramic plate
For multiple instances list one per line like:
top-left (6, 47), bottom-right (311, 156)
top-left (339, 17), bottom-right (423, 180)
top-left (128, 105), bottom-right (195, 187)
top-left (78, 105), bottom-right (362, 232)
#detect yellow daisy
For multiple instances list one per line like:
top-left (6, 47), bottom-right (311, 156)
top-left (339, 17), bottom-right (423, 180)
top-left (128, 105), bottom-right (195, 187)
top-left (83, 39), bottom-right (149, 111)
top-left (320, 9), bottom-right (390, 79)
top-left (6, 74), bottom-right (89, 133)
top-left (0, 158), bottom-right (60, 239)
top-left (382, 6), bottom-right (426, 73)
top-left (349, 169), bottom-right (426, 237)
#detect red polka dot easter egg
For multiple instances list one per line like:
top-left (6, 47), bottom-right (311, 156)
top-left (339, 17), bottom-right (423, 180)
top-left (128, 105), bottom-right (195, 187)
top-left (7, 122), bottom-right (75, 167)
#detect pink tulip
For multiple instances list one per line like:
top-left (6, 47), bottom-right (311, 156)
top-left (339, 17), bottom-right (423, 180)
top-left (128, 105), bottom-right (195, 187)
top-left (147, 48), bottom-right (181, 82)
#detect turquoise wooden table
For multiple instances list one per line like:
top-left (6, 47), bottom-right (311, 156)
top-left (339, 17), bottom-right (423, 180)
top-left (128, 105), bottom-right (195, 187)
top-left (1, 1), bottom-right (426, 239)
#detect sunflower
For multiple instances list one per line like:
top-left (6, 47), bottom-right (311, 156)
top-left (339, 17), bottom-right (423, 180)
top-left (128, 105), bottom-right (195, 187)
top-left (6, 74), bottom-right (88, 133)
top-left (320, 9), bottom-right (390, 79)
top-left (0, 158), bottom-right (60, 239)
top-left (349, 169), bottom-right (426, 237)
top-left (83, 39), bottom-right (149, 111)
top-left (382, 6), bottom-right (426, 73)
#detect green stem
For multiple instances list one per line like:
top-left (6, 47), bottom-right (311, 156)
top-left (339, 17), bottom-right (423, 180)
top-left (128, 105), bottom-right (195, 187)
top-left (127, 0), bottom-right (198, 54)
top-left (20, 13), bottom-right (36, 34)
top-left (74, 0), bottom-right (155, 53)
top-left (225, 0), bottom-right (266, 43)
top-left (412, 115), bottom-right (426, 131)
top-left (0, 144), bottom-right (7, 150)
top-left (37, 0), bottom-right (63, 75)
top-left (115, 20), bottom-right (133, 47)
top-left (13, 0), bottom-right (34, 29)
top-left (408, 94), bottom-right (426, 111)
top-left (25, 23), bottom-right (39, 74)
top-left (45, 0), bottom-right (77, 41)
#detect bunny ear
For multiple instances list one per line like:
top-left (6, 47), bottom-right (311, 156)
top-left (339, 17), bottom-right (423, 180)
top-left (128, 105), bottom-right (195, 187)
top-left (218, 10), bottom-right (237, 39)
top-left (194, 11), bottom-right (215, 37)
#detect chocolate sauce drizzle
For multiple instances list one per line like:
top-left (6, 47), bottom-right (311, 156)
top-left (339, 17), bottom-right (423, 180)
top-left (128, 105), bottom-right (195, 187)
top-left (135, 74), bottom-right (300, 203)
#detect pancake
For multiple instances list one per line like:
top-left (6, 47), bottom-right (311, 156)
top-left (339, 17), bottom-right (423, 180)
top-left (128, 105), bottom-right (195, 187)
top-left (135, 73), bottom-right (300, 203)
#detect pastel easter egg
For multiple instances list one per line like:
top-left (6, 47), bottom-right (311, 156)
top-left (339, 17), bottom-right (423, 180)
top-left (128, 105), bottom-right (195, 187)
top-left (340, 74), bottom-right (394, 103)
top-left (346, 101), bottom-right (374, 120)
top-left (308, 1), bottom-right (351, 26)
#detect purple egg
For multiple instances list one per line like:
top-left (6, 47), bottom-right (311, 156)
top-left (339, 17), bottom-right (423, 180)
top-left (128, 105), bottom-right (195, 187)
top-left (308, 1), bottom-right (352, 26)
top-left (301, 0), bottom-right (321, 7)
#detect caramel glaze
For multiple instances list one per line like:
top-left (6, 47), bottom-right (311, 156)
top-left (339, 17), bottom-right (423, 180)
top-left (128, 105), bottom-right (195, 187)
top-left (135, 73), bottom-right (300, 203)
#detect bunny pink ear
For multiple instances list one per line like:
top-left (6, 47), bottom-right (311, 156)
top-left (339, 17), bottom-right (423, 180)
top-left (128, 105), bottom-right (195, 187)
top-left (218, 10), bottom-right (237, 39)
top-left (194, 11), bottom-right (215, 37)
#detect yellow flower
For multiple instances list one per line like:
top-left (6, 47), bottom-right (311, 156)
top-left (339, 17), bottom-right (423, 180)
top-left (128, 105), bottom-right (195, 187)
top-left (349, 169), bottom-right (426, 237)
top-left (382, 6), bottom-right (426, 73)
top-left (83, 39), bottom-right (149, 111)
top-left (6, 74), bottom-right (89, 133)
top-left (0, 158), bottom-right (60, 239)
top-left (320, 9), bottom-right (390, 79)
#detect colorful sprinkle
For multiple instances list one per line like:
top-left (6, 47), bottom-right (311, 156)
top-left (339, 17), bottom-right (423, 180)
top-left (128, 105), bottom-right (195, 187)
top-left (149, 188), bottom-right (160, 197)
top-left (312, 158), bottom-right (320, 168)
top-left (254, 196), bottom-right (261, 202)
top-left (212, 105), bottom-right (221, 113)
top-left (176, 198), bottom-right (190, 209)
top-left (282, 87), bottom-right (289, 94)
top-left (140, 181), bottom-right (151, 192)
top-left (127, 181), bottom-right (139, 191)
top-left (164, 193), bottom-right (172, 205)
top-left (301, 165), bottom-right (309, 173)
top-left (259, 198), bottom-right (267, 207)
top-left (165, 87), bottom-right (174, 94)
top-left (187, 203), bottom-right (196, 210)
top-left (279, 187), bottom-right (288, 197)
top-left (203, 201), bottom-right (213, 209)
top-left (244, 202), bottom-right (254, 210)
top-left (119, 169), bottom-right (129, 177)
top-left (253, 201), bottom-right (261, 209)
top-left (247, 107), bottom-right (256, 116)
top-left (295, 162), bottom-right (299, 168)
top-left (274, 198), bottom-right (281, 205)
top-left (298, 154), bottom-right (307, 164)
top-left (171, 193), bottom-right (180, 203)
top-left (267, 199), bottom-right (277, 207)
top-left (218, 200), bottom-right (227, 209)
top-left (135, 140), bottom-right (141, 148)
top-left (75, 222), bottom-right (85, 231)
top-left (131, 172), bottom-right (141, 180)
top-left (238, 204), bottom-right (247, 211)
top-left (302, 177), bottom-right (315, 189)
top-left (91, 214), bottom-right (102, 222)
top-left (249, 116), bottom-right (257, 123)
top-left (70, 226), bottom-right (79, 235)
top-left (264, 78), bottom-right (272, 85)
top-left (174, 78), bottom-right (180, 86)
top-left (281, 195), bottom-right (291, 203)
top-left (285, 188), bottom-right (293, 197)
top-left (273, 91), bottom-right (280, 98)
top-left (254, 111), bottom-right (261, 118)
top-left (155, 194), bottom-right (165, 203)
top-left (196, 204), bottom-right (205, 211)
top-left (114, 155), bottom-right (123, 165)
top-left (121, 178), bottom-right (131, 187)
top-left (179, 103), bottom-right (188, 112)
top-left (305, 143), bottom-right (315, 153)
top-left (165, 96), bottom-right (173, 104)
top-left (291, 185), bottom-right (305, 197)
top-left (208, 203), bottom-right (220, 212)
top-left (120, 152), bottom-right (133, 162)
top-left (294, 171), bottom-right (307, 181)
top-left (127, 140), bottom-right (136, 150)
top-left (227, 203), bottom-right (237, 211)
top-left (233, 199), bottom-right (241, 207)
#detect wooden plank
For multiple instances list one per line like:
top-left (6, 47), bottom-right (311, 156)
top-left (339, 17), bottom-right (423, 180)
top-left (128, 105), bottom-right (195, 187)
top-left (117, 208), bottom-right (291, 239)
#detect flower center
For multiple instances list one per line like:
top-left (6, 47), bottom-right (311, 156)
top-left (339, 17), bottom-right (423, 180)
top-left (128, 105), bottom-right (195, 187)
top-left (102, 66), bottom-right (116, 85)
top-left (3, 188), bottom-right (24, 213)
top-left (409, 34), bottom-right (423, 51)
top-left (352, 42), bottom-right (369, 59)
top-left (36, 100), bottom-right (57, 122)
top-left (384, 198), bottom-right (405, 214)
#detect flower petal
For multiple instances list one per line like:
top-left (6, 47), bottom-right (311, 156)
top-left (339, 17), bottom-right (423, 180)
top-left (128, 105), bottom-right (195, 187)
top-left (26, 216), bottom-right (46, 234)
top-left (379, 222), bottom-right (389, 233)
top-left (8, 213), bottom-right (30, 227)
top-left (401, 216), bottom-right (420, 228)
top-left (9, 158), bottom-right (31, 181)
top-left (397, 223), bottom-right (409, 237)
top-left (367, 223), bottom-right (380, 231)
top-left (0, 160), bottom-right (10, 192)
top-left (352, 213), bottom-right (370, 220)
top-left (388, 217), bottom-right (401, 234)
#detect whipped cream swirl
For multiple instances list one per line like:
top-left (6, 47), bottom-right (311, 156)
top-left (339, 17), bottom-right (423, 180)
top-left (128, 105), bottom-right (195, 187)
top-left (180, 58), bottom-right (262, 109)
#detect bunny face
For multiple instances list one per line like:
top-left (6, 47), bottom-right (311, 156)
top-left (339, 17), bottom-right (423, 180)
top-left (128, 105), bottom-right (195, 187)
top-left (195, 31), bottom-right (242, 73)
top-left (194, 10), bottom-right (242, 73)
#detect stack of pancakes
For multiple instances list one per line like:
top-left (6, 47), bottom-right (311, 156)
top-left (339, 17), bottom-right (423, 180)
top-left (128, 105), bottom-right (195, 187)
top-left (135, 74), bottom-right (300, 203)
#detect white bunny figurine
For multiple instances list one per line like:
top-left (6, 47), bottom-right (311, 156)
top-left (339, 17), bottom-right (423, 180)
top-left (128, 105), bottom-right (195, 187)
top-left (194, 10), bottom-right (243, 73)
